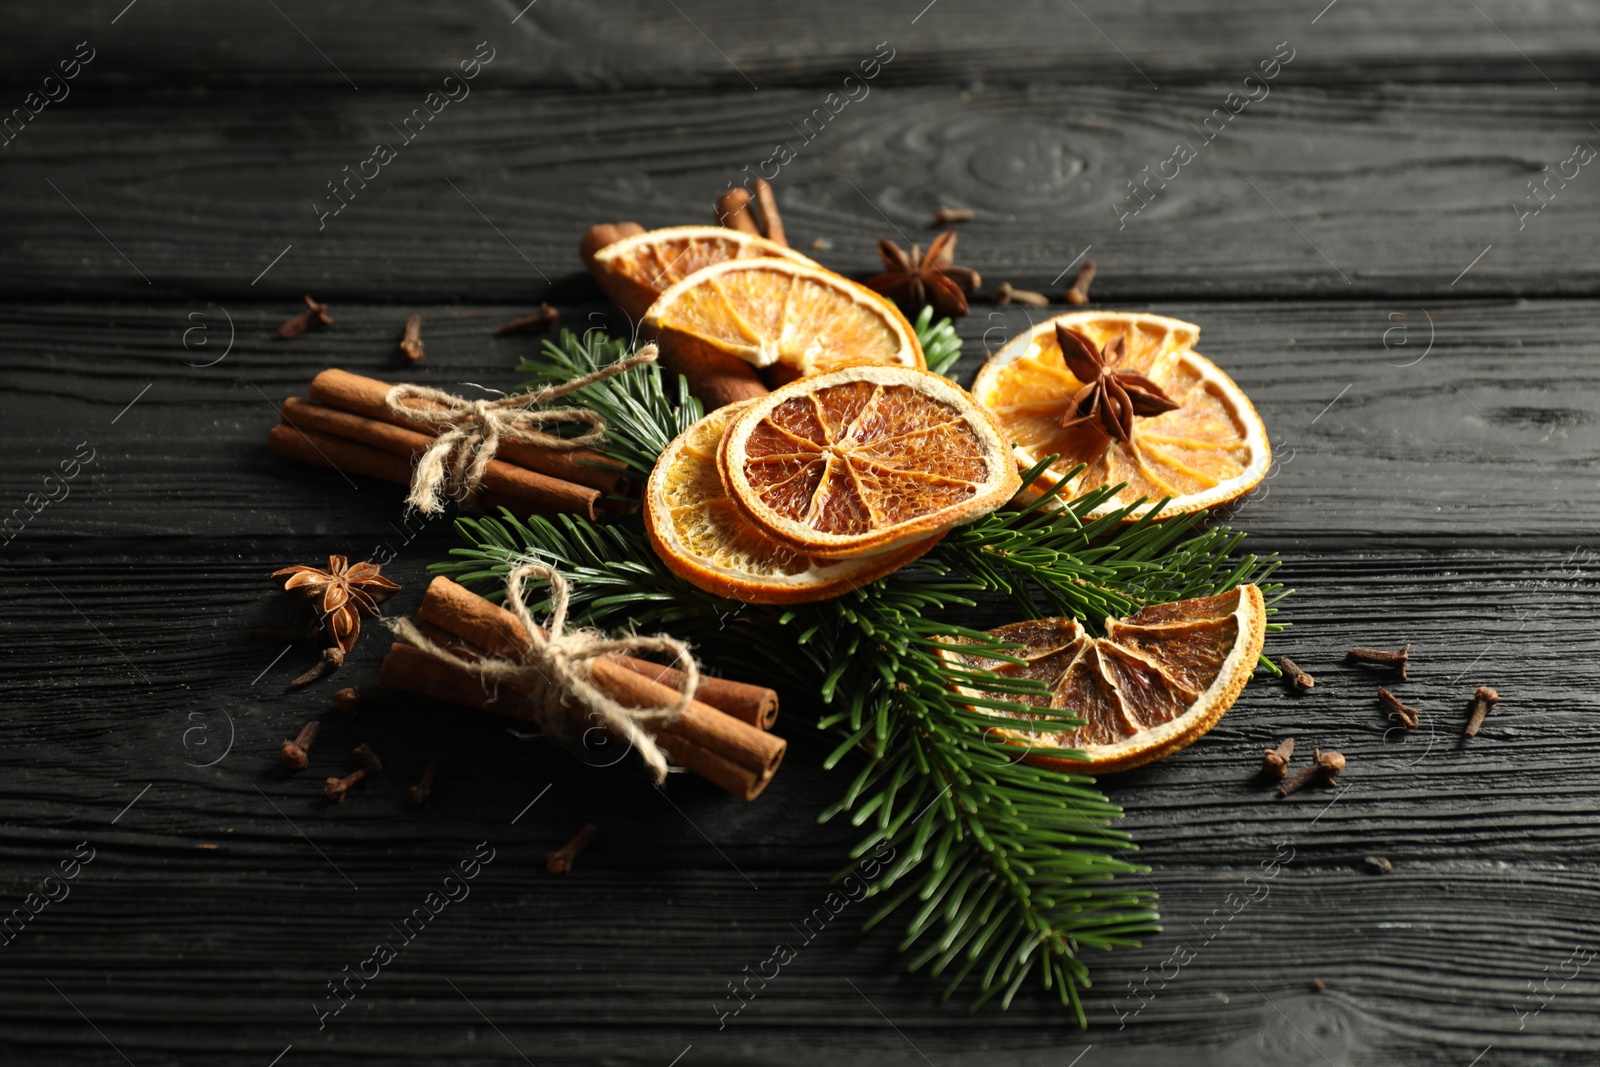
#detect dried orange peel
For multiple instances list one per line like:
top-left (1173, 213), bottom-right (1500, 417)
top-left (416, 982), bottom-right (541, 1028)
top-left (644, 257), bottom-right (924, 380)
top-left (971, 311), bottom-right (1270, 519)
top-left (645, 401), bottom-right (937, 604)
top-left (587, 225), bottom-right (818, 321)
top-left (938, 585), bottom-right (1266, 774)
top-left (718, 364), bottom-right (1021, 559)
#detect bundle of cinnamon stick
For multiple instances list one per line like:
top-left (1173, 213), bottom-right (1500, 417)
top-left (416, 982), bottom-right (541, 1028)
top-left (266, 369), bottom-right (629, 519)
top-left (379, 576), bottom-right (785, 800)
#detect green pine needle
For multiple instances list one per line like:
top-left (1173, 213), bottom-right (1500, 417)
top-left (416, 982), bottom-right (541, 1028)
top-left (436, 318), bottom-right (1287, 1025)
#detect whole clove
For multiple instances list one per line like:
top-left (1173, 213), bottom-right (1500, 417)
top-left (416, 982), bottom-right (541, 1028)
top-left (497, 303), bottom-right (560, 336)
top-left (935, 204), bottom-right (975, 224)
top-left (1346, 642), bottom-right (1411, 679)
top-left (277, 295), bottom-right (333, 340)
top-left (1278, 748), bottom-right (1345, 797)
top-left (1462, 685), bottom-right (1500, 738)
top-left (409, 761), bottom-right (438, 807)
top-left (280, 720), bottom-right (321, 770)
top-left (1278, 655), bottom-right (1315, 690)
top-left (289, 646), bottom-right (344, 688)
top-left (546, 822), bottom-right (599, 875)
top-left (1260, 737), bottom-right (1295, 779)
top-left (399, 314), bottom-right (425, 362)
top-left (1377, 687), bottom-right (1420, 729)
top-left (992, 281), bottom-right (1049, 307)
top-left (324, 743), bottom-right (383, 802)
top-left (1065, 260), bottom-right (1097, 305)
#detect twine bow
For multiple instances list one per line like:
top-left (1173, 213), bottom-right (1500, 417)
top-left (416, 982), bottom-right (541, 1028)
top-left (387, 562), bottom-right (699, 785)
top-left (386, 344), bottom-right (658, 514)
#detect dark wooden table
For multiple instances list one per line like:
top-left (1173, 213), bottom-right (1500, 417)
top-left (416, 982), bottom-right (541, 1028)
top-left (4, 3), bottom-right (1598, 1064)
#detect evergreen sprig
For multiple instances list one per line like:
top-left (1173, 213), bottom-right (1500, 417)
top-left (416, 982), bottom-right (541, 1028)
top-left (435, 320), bottom-right (1286, 1024)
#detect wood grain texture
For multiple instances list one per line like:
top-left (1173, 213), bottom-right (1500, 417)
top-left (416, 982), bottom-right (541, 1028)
top-left (3, 82), bottom-right (1599, 301)
top-left (6, 0), bottom-right (1598, 90)
top-left (0, 300), bottom-right (1594, 541)
top-left (5, 2), bottom-right (1600, 1062)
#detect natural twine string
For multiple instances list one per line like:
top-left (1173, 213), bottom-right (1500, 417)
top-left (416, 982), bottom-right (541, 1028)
top-left (385, 344), bottom-right (659, 514)
top-left (386, 562), bottom-right (699, 785)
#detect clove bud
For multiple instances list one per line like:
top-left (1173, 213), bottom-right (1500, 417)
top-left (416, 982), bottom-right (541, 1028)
top-left (1377, 687), bottom-right (1420, 729)
top-left (1260, 737), bottom-right (1295, 779)
top-left (1278, 748), bottom-right (1345, 797)
top-left (280, 720), bottom-right (321, 770)
top-left (1346, 642), bottom-right (1411, 679)
top-left (547, 822), bottom-right (599, 875)
top-left (277, 294), bottom-right (332, 340)
top-left (1462, 685), bottom-right (1500, 738)
top-left (1278, 655), bottom-right (1314, 690)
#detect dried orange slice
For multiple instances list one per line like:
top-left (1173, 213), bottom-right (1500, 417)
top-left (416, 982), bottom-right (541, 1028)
top-left (938, 585), bottom-right (1266, 774)
top-left (645, 401), bottom-right (936, 603)
top-left (643, 257), bottom-right (924, 380)
top-left (718, 365), bottom-right (1021, 559)
top-left (587, 225), bottom-right (818, 320)
top-left (970, 312), bottom-right (1269, 519)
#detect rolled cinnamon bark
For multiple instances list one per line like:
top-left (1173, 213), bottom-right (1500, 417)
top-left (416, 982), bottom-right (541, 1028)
top-left (271, 404), bottom-right (603, 521)
top-left (715, 188), bottom-right (760, 234)
top-left (307, 368), bottom-right (629, 495)
top-left (270, 422), bottom-right (524, 512)
top-left (646, 330), bottom-right (769, 410)
top-left (411, 576), bottom-right (784, 799)
top-left (611, 654), bottom-right (778, 730)
top-left (380, 639), bottom-right (782, 801)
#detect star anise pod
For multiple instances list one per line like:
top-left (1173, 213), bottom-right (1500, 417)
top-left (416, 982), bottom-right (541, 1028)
top-left (271, 555), bottom-right (401, 655)
top-left (866, 230), bottom-right (982, 318)
top-left (1056, 325), bottom-right (1181, 444)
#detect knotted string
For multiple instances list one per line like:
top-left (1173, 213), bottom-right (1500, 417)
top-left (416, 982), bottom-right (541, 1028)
top-left (386, 562), bottom-right (699, 785)
top-left (385, 344), bottom-right (658, 514)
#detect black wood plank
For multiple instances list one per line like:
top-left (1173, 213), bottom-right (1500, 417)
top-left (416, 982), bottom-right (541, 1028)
top-left (1, 297), bottom-right (1598, 1062)
top-left (3, 84), bottom-right (1597, 302)
top-left (0, 300), bottom-right (1594, 542)
top-left (6, 0), bottom-right (1597, 91)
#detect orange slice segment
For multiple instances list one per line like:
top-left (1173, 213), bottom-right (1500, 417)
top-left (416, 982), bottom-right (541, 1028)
top-left (970, 312), bottom-right (1269, 519)
top-left (645, 401), bottom-right (936, 603)
top-left (718, 365), bottom-right (1022, 559)
top-left (587, 225), bottom-right (817, 320)
top-left (643, 258), bottom-right (923, 379)
top-left (938, 585), bottom-right (1266, 774)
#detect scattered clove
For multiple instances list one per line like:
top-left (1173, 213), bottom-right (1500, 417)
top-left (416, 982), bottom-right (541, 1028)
top-left (1346, 642), bottom-right (1411, 679)
top-left (324, 743), bottom-right (383, 802)
top-left (546, 822), bottom-right (599, 875)
top-left (289, 646), bottom-right (344, 688)
top-left (399, 314), bottom-right (425, 362)
top-left (992, 281), bottom-right (1049, 307)
top-left (277, 295), bottom-right (333, 340)
top-left (1377, 687), bottom-right (1420, 729)
top-left (1260, 737), bottom-right (1295, 779)
top-left (1064, 260), bottom-right (1097, 305)
top-left (1278, 748), bottom-right (1345, 797)
top-left (496, 303), bottom-right (560, 336)
top-left (934, 204), bottom-right (975, 224)
top-left (1463, 685), bottom-right (1500, 738)
top-left (1310, 978), bottom-right (1326, 993)
top-left (1363, 855), bottom-right (1393, 874)
top-left (330, 686), bottom-right (402, 714)
top-left (280, 720), bottom-right (321, 770)
top-left (1278, 655), bottom-right (1315, 690)
top-left (409, 761), bottom-right (438, 807)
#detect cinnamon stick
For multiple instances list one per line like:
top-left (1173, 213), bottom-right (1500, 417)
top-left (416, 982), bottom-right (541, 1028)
top-left (273, 401), bottom-right (603, 520)
top-left (716, 187), bottom-right (761, 235)
top-left (380, 641), bottom-right (781, 801)
top-left (580, 221), bottom-right (656, 319)
top-left (307, 368), bottom-right (629, 495)
top-left (648, 332), bottom-right (769, 410)
top-left (411, 576), bottom-right (785, 799)
top-left (610, 654), bottom-right (778, 730)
